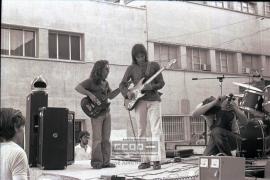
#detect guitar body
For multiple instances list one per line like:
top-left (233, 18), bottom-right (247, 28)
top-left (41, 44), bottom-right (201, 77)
top-left (80, 84), bottom-right (131, 118)
top-left (124, 59), bottom-right (176, 111)
top-left (124, 78), bottom-right (145, 110)
top-left (81, 97), bottom-right (110, 118)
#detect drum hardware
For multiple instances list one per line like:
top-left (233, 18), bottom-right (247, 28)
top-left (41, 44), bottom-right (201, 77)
top-left (263, 102), bottom-right (270, 112)
top-left (192, 75), bottom-right (244, 96)
top-left (239, 89), bottom-right (264, 117)
top-left (233, 82), bottom-right (263, 92)
top-left (237, 119), bottom-right (267, 159)
top-left (254, 124), bottom-right (264, 128)
top-left (265, 136), bottom-right (270, 153)
top-left (234, 94), bottom-right (244, 98)
top-left (262, 85), bottom-right (270, 113)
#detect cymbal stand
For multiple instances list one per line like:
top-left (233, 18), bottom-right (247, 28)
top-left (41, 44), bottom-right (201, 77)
top-left (192, 75), bottom-right (242, 96)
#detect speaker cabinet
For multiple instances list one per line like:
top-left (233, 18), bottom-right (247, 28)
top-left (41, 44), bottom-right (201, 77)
top-left (38, 107), bottom-right (68, 170)
top-left (67, 111), bottom-right (75, 165)
top-left (25, 91), bottom-right (48, 167)
top-left (199, 156), bottom-right (245, 180)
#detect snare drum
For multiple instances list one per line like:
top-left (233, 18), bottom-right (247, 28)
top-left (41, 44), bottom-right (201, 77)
top-left (240, 90), bottom-right (264, 116)
top-left (238, 119), bottom-right (266, 159)
top-left (263, 85), bottom-right (270, 113)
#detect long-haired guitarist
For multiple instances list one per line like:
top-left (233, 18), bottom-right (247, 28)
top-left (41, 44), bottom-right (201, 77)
top-left (119, 44), bottom-right (166, 170)
top-left (75, 60), bottom-right (116, 169)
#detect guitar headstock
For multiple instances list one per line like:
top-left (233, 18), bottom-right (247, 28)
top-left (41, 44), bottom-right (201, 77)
top-left (165, 59), bottom-right (177, 69)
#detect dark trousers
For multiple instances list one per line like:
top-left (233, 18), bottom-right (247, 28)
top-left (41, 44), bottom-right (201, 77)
top-left (204, 127), bottom-right (240, 156)
top-left (91, 111), bottom-right (111, 167)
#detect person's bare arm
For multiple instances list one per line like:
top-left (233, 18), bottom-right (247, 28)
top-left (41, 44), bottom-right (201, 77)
top-left (192, 96), bottom-right (227, 117)
top-left (230, 101), bottom-right (248, 126)
top-left (192, 99), bottom-right (218, 117)
top-left (75, 84), bottom-right (101, 104)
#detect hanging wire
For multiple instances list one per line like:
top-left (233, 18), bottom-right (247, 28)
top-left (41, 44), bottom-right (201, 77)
top-left (151, 17), bottom-right (262, 42)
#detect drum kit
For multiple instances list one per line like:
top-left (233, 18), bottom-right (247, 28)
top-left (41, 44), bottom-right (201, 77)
top-left (232, 82), bottom-right (270, 159)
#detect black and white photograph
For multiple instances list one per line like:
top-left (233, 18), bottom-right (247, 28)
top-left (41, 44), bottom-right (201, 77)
top-left (1, 1), bottom-right (270, 179)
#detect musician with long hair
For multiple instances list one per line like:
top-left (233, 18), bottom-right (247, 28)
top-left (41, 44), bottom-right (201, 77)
top-left (192, 95), bottom-right (248, 156)
top-left (75, 60), bottom-right (115, 169)
top-left (119, 44), bottom-right (166, 170)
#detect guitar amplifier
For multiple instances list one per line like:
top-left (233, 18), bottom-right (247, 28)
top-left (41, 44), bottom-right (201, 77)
top-left (25, 91), bottom-right (48, 167)
top-left (38, 107), bottom-right (68, 170)
top-left (199, 156), bottom-right (245, 180)
top-left (67, 111), bottom-right (75, 165)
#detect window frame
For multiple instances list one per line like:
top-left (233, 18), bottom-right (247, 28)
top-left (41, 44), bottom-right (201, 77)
top-left (213, 1), bottom-right (225, 8)
top-left (242, 54), bottom-right (261, 73)
top-left (154, 43), bottom-right (180, 69)
top-left (1, 26), bottom-right (36, 57)
top-left (265, 56), bottom-right (270, 76)
top-left (187, 47), bottom-right (210, 71)
top-left (264, 2), bottom-right (270, 16)
top-left (238, 2), bottom-right (257, 14)
top-left (49, 31), bottom-right (82, 61)
top-left (216, 51), bottom-right (236, 73)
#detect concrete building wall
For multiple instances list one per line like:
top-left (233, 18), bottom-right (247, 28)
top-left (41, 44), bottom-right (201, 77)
top-left (128, 1), bottom-right (270, 115)
top-left (2, 0), bottom-right (146, 65)
top-left (1, 0), bottom-right (270, 136)
top-left (0, 57), bottom-right (131, 131)
top-left (1, 0), bottom-right (146, 133)
top-left (131, 1), bottom-right (270, 55)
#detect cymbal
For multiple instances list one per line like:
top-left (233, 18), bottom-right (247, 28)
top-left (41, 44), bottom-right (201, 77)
top-left (233, 82), bottom-right (263, 92)
top-left (234, 94), bottom-right (244, 98)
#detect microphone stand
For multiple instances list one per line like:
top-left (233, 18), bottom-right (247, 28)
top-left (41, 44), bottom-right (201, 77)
top-left (192, 75), bottom-right (244, 96)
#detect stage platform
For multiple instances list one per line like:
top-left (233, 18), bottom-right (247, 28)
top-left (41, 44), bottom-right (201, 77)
top-left (29, 158), bottom-right (199, 180)
top-left (29, 157), bottom-right (270, 180)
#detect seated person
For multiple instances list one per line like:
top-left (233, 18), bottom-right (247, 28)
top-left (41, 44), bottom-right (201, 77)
top-left (75, 131), bottom-right (92, 160)
top-left (196, 133), bottom-right (206, 145)
top-left (192, 95), bottom-right (248, 156)
top-left (0, 108), bottom-right (29, 180)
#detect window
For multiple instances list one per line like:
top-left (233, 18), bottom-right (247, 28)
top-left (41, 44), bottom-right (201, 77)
top-left (235, 2), bottom-right (242, 11)
top-left (1, 27), bottom-right (36, 57)
top-left (216, 51), bottom-right (237, 73)
top-left (264, 2), bottom-right (270, 17)
top-left (242, 54), bottom-right (261, 74)
top-left (234, 2), bottom-right (257, 14)
top-left (208, 1), bottom-right (225, 8)
top-left (187, 47), bottom-right (210, 71)
top-left (154, 43), bottom-right (180, 69)
top-left (265, 56), bottom-right (270, 76)
top-left (49, 32), bottom-right (82, 61)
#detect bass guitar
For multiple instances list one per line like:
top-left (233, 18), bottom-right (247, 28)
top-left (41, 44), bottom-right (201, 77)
top-left (81, 81), bottom-right (131, 118)
top-left (124, 59), bottom-right (176, 111)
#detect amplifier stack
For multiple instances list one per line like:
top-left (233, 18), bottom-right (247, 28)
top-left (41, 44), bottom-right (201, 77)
top-left (25, 91), bottom-right (75, 169)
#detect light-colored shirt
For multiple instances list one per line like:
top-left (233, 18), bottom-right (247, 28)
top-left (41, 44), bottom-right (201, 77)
top-left (74, 144), bottom-right (91, 160)
top-left (0, 141), bottom-right (29, 180)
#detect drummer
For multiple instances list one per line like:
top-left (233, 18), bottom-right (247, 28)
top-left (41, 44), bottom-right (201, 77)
top-left (192, 95), bottom-right (248, 156)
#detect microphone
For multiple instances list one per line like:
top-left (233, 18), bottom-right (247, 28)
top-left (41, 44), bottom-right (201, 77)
top-left (192, 78), bottom-right (198, 80)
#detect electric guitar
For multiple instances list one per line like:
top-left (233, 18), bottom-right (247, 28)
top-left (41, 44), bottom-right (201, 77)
top-left (81, 81), bottom-right (132, 118)
top-left (124, 59), bottom-right (176, 111)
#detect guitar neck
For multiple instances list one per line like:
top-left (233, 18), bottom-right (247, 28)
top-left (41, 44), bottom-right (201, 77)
top-left (144, 67), bottom-right (165, 85)
top-left (108, 88), bottom-right (120, 100)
